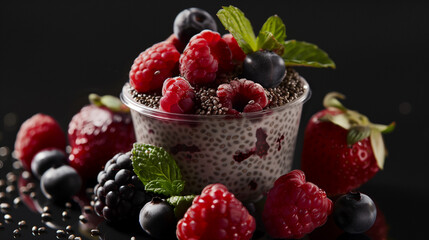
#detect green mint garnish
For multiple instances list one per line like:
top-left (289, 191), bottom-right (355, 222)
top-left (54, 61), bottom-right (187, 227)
top-left (131, 143), bottom-right (185, 196)
top-left (282, 40), bottom-right (336, 68)
top-left (217, 5), bottom-right (336, 68)
top-left (217, 6), bottom-right (258, 54)
top-left (167, 195), bottom-right (196, 219)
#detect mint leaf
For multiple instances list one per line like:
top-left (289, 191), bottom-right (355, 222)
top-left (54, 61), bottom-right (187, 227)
top-left (145, 179), bottom-right (184, 196)
top-left (258, 15), bottom-right (286, 43)
top-left (256, 31), bottom-right (284, 55)
top-left (217, 5), bottom-right (257, 54)
top-left (132, 143), bottom-right (185, 196)
top-left (282, 40), bottom-right (336, 68)
top-left (167, 195), bottom-right (196, 219)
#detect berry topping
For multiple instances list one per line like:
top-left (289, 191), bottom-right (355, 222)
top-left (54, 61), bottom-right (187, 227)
top-left (176, 183), bottom-right (256, 240)
top-left (40, 165), bottom-right (82, 201)
top-left (222, 33), bottom-right (246, 63)
top-left (333, 192), bottom-right (377, 234)
top-left (93, 152), bottom-right (152, 222)
top-left (31, 149), bottom-right (67, 179)
top-left (68, 94), bottom-right (135, 180)
top-left (301, 93), bottom-right (395, 195)
top-left (217, 78), bottom-right (268, 114)
top-left (173, 8), bottom-right (218, 45)
top-left (179, 30), bottom-right (234, 85)
top-left (129, 41), bottom-right (180, 93)
top-left (160, 77), bottom-right (196, 114)
top-left (242, 50), bottom-right (286, 88)
top-left (14, 113), bottom-right (66, 171)
top-left (262, 170), bottom-right (333, 239)
top-left (139, 197), bottom-right (176, 239)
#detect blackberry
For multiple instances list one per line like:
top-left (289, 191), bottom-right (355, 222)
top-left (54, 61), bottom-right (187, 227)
top-left (93, 152), bottom-right (151, 222)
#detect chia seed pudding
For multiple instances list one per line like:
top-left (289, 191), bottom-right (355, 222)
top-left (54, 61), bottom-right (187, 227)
top-left (121, 70), bottom-right (310, 202)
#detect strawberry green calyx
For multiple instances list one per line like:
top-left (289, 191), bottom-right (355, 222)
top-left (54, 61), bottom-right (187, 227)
top-left (89, 93), bottom-right (129, 113)
top-left (217, 5), bottom-right (335, 68)
top-left (320, 92), bottom-right (395, 169)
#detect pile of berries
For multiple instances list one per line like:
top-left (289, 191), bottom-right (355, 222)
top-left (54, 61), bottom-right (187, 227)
top-left (129, 7), bottom-right (289, 115)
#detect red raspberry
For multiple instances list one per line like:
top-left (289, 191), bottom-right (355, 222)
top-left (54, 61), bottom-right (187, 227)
top-left (68, 97), bottom-right (135, 180)
top-left (222, 33), bottom-right (246, 63)
top-left (263, 170), bottom-right (333, 239)
top-left (179, 30), bottom-right (234, 85)
top-left (14, 113), bottom-right (66, 171)
top-left (217, 79), bottom-right (268, 114)
top-left (129, 41), bottom-right (180, 93)
top-left (160, 77), bottom-right (195, 114)
top-left (165, 33), bottom-right (185, 53)
top-left (177, 184), bottom-right (256, 240)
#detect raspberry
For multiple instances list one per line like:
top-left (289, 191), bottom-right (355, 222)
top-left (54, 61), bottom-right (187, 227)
top-left (222, 33), bottom-right (246, 63)
top-left (68, 101), bottom-right (135, 180)
top-left (160, 77), bottom-right (195, 114)
top-left (177, 183), bottom-right (256, 240)
top-left (129, 41), bottom-right (180, 93)
top-left (14, 113), bottom-right (66, 171)
top-left (217, 79), bottom-right (268, 114)
top-left (179, 30), bottom-right (233, 85)
top-left (93, 152), bottom-right (152, 222)
top-left (165, 33), bottom-right (185, 53)
top-left (262, 170), bottom-right (333, 239)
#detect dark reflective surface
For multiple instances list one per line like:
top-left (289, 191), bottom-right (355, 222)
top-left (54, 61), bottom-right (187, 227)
top-left (1, 145), bottom-right (427, 239)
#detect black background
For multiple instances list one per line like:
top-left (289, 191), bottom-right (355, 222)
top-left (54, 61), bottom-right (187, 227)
top-left (1, 0), bottom-right (428, 239)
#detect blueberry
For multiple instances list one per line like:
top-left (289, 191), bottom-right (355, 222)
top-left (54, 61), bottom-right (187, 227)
top-left (139, 197), bottom-right (176, 239)
top-left (40, 165), bottom-right (82, 201)
top-left (173, 8), bottom-right (217, 45)
top-left (242, 50), bottom-right (286, 88)
top-left (333, 192), bottom-right (377, 234)
top-left (31, 149), bottom-right (67, 179)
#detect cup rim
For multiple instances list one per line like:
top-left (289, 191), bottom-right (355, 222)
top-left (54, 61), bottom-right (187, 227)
top-left (120, 77), bottom-right (311, 121)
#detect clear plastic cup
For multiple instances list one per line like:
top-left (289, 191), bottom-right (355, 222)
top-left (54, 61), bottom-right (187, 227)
top-left (121, 78), bottom-right (310, 202)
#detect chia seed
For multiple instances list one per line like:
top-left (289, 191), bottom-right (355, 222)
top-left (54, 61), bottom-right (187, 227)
top-left (129, 67), bottom-right (305, 114)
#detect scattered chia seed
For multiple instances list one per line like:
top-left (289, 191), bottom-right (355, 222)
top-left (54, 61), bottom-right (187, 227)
top-left (42, 206), bottom-right (50, 213)
top-left (62, 210), bottom-right (70, 219)
top-left (6, 185), bottom-right (16, 193)
top-left (38, 226), bottom-right (46, 234)
top-left (13, 228), bottom-right (21, 238)
top-left (56, 229), bottom-right (67, 238)
top-left (90, 228), bottom-right (100, 236)
top-left (0, 222), bottom-right (4, 230)
top-left (83, 205), bottom-right (93, 214)
top-left (17, 220), bottom-right (26, 227)
top-left (65, 202), bottom-right (72, 209)
top-left (1, 202), bottom-right (10, 212)
top-left (13, 197), bottom-right (21, 206)
top-left (31, 226), bottom-right (38, 235)
top-left (65, 225), bottom-right (73, 234)
top-left (78, 214), bottom-right (87, 223)
top-left (4, 213), bottom-right (12, 222)
top-left (129, 67), bottom-right (305, 114)
top-left (68, 234), bottom-right (76, 240)
top-left (0, 179), bottom-right (5, 188)
top-left (41, 212), bottom-right (52, 222)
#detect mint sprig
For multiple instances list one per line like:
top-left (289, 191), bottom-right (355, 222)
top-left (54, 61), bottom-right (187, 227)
top-left (131, 143), bottom-right (184, 196)
top-left (217, 5), bottom-right (335, 68)
top-left (167, 195), bottom-right (196, 219)
top-left (217, 6), bottom-right (257, 54)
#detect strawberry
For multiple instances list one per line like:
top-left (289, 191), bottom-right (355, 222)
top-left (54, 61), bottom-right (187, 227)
top-left (301, 92), bottom-right (395, 196)
top-left (68, 94), bottom-right (136, 180)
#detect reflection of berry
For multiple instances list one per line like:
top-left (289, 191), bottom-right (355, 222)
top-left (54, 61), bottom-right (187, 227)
top-left (93, 152), bottom-right (151, 222)
top-left (242, 50), bottom-right (286, 88)
top-left (41, 165), bottom-right (82, 201)
top-left (177, 183), bottom-right (256, 240)
top-left (217, 78), bottom-right (268, 114)
top-left (15, 113), bottom-right (66, 171)
top-left (129, 42), bottom-right (180, 93)
top-left (180, 30), bottom-right (233, 85)
top-left (263, 170), bottom-right (333, 239)
top-left (222, 33), bottom-right (246, 63)
top-left (333, 192), bottom-right (377, 234)
top-left (68, 101), bottom-right (135, 180)
top-left (173, 8), bottom-right (217, 45)
top-left (139, 198), bottom-right (176, 239)
top-left (160, 77), bottom-right (195, 114)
